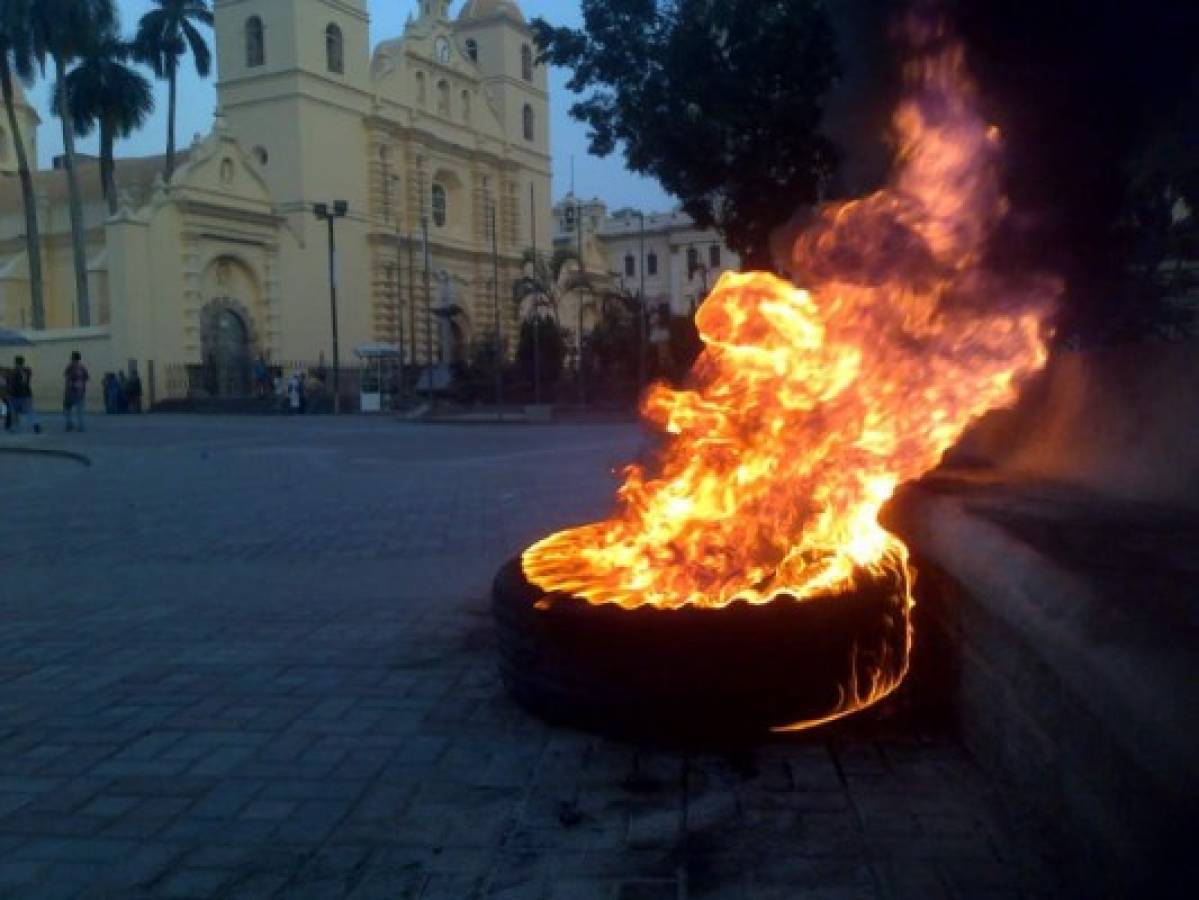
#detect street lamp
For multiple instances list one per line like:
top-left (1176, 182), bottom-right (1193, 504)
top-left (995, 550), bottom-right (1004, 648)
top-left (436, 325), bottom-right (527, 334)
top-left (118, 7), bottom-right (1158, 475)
top-left (487, 186), bottom-right (503, 414)
top-left (387, 171), bottom-right (406, 404)
top-left (575, 196), bottom-right (587, 406)
top-left (635, 210), bottom-right (647, 395)
top-left (313, 200), bottom-right (348, 413)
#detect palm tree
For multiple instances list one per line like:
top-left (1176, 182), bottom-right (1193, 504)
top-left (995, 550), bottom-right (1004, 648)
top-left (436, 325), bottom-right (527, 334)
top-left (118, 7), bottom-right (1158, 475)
top-left (511, 248), bottom-right (577, 403)
top-left (0, 0), bottom-right (45, 329)
top-left (28, 0), bottom-right (117, 328)
top-left (59, 31), bottom-right (154, 216)
top-left (132, 0), bottom-right (212, 184)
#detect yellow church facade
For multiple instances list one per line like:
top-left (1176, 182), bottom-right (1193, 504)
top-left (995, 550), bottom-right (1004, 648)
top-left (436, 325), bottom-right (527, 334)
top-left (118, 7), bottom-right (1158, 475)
top-left (0, 0), bottom-right (552, 407)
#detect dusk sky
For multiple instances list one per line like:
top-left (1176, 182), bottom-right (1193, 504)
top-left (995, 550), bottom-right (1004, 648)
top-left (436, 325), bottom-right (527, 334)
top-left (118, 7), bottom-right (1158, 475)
top-left (22, 0), bottom-right (674, 211)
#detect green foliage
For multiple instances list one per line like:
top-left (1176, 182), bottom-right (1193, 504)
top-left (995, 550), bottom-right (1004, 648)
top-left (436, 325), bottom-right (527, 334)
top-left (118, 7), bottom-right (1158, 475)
top-left (132, 0), bottom-right (212, 79)
top-left (56, 27), bottom-right (154, 214)
top-left (59, 32), bottom-right (153, 141)
top-left (25, 0), bottom-right (116, 69)
top-left (516, 315), bottom-right (568, 390)
top-left (534, 0), bottom-right (840, 269)
top-left (132, 0), bottom-right (213, 181)
top-left (584, 289), bottom-right (641, 398)
top-left (0, 0), bottom-right (45, 327)
top-left (0, 0), bottom-right (36, 83)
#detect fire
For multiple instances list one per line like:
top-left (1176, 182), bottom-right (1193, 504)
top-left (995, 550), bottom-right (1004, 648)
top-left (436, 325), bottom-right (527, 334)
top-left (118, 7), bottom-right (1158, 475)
top-left (522, 30), bottom-right (1057, 725)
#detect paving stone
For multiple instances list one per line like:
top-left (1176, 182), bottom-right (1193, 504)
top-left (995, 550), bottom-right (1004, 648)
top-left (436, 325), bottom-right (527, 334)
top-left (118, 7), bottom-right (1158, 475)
top-left (156, 867), bottom-right (236, 898)
top-left (626, 807), bottom-right (682, 849)
top-left (0, 420), bottom-right (1047, 899)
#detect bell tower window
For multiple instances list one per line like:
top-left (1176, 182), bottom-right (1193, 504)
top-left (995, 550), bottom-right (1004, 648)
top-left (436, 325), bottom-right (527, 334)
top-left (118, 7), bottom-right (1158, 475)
top-left (523, 104), bottom-right (535, 142)
top-left (326, 24), bottom-right (344, 74)
top-left (521, 44), bottom-right (533, 82)
top-left (432, 183), bottom-right (448, 228)
top-left (246, 17), bottom-right (265, 68)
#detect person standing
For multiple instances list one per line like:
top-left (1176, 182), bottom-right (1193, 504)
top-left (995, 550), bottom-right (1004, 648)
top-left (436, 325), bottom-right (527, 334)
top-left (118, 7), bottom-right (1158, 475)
top-left (63, 351), bottom-right (90, 433)
top-left (253, 356), bottom-right (270, 398)
top-left (287, 372), bottom-right (302, 414)
top-left (8, 356), bottom-right (40, 434)
top-left (116, 372), bottom-right (129, 414)
top-left (127, 369), bottom-right (144, 414)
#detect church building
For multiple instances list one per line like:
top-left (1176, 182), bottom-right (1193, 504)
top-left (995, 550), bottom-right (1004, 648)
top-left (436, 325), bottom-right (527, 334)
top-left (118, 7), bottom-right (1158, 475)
top-left (0, 0), bottom-right (551, 405)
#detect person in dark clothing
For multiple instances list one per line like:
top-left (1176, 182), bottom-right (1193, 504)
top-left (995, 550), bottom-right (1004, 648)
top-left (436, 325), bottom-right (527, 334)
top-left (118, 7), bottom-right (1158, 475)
top-left (63, 351), bottom-right (90, 432)
top-left (7, 356), bottom-right (40, 434)
top-left (127, 370), bottom-right (143, 413)
top-left (102, 373), bottom-right (117, 414)
top-left (116, 372), bottom-right (129, 413)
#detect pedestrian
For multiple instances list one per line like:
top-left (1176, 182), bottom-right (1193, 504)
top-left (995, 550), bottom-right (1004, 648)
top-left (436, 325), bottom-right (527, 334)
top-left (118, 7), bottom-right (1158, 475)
top-left (116, 371), bottom-right (129, 414)
top-left (7, 355), bottom-right (40, 434)
top-left (253, 356), bottom-right (270, 398)
top-left (287, 372), bottom-right (302, 414)
top-left (63, 351), bottom-right (90, 433)
top-left (0, 368), bottom-right (10, 431)
top-left (127, 368), bottom-right (143, 414)
top-left (102, 373), bottom-right (118, 414)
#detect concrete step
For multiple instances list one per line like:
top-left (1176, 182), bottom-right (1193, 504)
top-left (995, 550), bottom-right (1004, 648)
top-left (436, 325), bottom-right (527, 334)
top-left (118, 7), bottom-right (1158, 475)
top-left (886, 474), bottom-right (1199, 899)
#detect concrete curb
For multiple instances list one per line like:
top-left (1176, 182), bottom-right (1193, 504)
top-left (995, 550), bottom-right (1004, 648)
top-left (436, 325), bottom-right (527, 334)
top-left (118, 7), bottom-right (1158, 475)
top-left (0, 445), bottom-right (92, 466)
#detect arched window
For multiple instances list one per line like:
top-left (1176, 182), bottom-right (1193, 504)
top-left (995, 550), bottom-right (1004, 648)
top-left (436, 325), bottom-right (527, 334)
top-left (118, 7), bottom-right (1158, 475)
top-left (253, 145), bottom-right (268, 167)
top-left (437, 79), bottom-right (450, 115)
top-left (461, 90), bottom-right (471, 122)
top-left (709, 245), bottom-right (721, 268)
top-left (521, 44), bottom-right (533, 81)
top-left (415, 71), bottom-right (426, 105)
top-left (687, 247), bottom-right (699, 275)
top-left (432, 183), bottom-right (447, 228)
top-left (647, 251), bottom-right (658, 276)
top-left (465, 39), bottom-right (478, 63)
top-left (245, 17), bottom-right (265, 68)
top-left (624, 254), bottom-right (635, 277)
top-left (326, 24), bottom-right (344, 74)
top-left (522, 104), bottom-right (535, 141)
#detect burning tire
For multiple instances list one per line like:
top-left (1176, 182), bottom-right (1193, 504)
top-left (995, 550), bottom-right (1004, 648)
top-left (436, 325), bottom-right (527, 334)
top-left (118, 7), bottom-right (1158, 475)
top-left (492, 555), bottom-right (911, 742)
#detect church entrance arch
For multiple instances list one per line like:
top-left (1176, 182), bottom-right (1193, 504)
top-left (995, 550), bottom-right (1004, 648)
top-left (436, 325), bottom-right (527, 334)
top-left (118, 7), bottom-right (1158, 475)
top-left (201, 299), bottom-right (254, 397)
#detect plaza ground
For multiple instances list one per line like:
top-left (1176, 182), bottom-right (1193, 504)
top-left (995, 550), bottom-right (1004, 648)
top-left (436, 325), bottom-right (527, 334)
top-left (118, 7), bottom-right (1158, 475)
top-left (0, 417), bottom-right (1049, 899)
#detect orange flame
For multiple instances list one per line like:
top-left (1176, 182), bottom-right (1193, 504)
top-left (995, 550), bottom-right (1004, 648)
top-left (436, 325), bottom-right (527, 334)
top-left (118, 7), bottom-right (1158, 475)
top-left (524, 39), bottom-right (1056, 639)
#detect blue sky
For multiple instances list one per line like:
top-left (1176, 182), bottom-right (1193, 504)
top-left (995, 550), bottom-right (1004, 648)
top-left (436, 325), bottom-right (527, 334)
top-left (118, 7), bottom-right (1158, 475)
top-left (22, 0), bottom-right (673, 211)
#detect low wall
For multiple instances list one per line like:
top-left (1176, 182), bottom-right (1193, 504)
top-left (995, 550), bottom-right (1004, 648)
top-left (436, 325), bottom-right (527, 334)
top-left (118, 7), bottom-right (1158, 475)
top-left (5, 327), bottom-right (115, 414)
top-left (886, 480), bottom-right (1199, 899)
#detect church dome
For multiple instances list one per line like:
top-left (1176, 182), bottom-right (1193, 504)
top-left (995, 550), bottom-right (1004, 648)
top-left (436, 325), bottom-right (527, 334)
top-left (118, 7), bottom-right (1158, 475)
top-left (457, 0), bottom-right (526, 24)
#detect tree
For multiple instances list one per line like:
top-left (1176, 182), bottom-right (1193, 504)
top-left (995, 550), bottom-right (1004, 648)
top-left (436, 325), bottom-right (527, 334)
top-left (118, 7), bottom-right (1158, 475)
top-left (27, 0), bottom-right (117, 328)
top-left (133, 0), bottom-right (212, 184)
top-left (515, 314), bottom-right (567, 395)
top-left (944, 0), bottom-right (1199, 343)
top-left (59, 30), bottom-right (154, 216)
top-left (511, 247), bottom-right (578, 402)
top-left (534, 0), bottom-right (840, 270)
top-left (0, 0), bottom-right (44, 329)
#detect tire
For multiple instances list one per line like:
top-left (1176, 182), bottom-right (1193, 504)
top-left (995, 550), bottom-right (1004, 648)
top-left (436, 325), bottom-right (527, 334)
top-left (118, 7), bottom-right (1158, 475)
top-left (492, 555), bottom-right (911, 743)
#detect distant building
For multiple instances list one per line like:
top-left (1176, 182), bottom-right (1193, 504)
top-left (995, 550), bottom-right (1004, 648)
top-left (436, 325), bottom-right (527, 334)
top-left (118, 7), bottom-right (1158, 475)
top-left (551, 194), bottom-right (740, 355)
top-left (0, 0), bottom-right (552, 405)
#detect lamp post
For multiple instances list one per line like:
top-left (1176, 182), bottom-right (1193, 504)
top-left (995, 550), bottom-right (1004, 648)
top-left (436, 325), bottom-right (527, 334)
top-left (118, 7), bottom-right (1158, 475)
top-left (488, 188), bottom-right (503, 414)
top-left (313, 200), bottom-right (348, 413)
top-left (387, 172), bottom-right (405, 403)
top-left (576, 196), bottom-right (588, 406)
top-left (635, 210), bottom-right (647, 395)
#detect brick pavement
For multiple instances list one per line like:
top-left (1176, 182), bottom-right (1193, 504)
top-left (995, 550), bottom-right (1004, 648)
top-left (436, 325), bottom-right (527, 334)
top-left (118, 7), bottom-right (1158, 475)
top-left (0, 418), bottom-right (1047, 898)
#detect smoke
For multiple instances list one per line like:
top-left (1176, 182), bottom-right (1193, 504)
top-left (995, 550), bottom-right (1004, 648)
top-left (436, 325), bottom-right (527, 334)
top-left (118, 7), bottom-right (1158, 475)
top-left (954, 340), bottom-right (1199, 506)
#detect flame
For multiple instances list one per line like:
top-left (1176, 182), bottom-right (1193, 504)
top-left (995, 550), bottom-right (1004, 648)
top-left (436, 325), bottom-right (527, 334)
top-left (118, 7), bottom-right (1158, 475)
top-left (522, 34), bottom-right (1058, 726)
